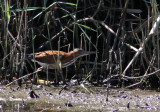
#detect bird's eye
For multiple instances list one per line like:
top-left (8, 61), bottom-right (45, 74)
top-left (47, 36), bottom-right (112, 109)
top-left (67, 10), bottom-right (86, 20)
top-left (36, 53), bottom-right (42, 56)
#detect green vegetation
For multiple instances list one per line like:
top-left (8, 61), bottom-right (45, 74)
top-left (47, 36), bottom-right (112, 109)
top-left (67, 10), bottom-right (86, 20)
top-left (0, 0), bottom-right (160, 89)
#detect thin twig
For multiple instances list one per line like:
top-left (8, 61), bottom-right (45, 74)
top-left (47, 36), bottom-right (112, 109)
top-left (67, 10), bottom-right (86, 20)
top-left (125, 43), bottom-right (138, 52)
top-left (125, 55), bottom-right (155, 88)
top-left (111, 0), bottom-right (130, 51)
top-left (92, 0), bottom-right (103, 18)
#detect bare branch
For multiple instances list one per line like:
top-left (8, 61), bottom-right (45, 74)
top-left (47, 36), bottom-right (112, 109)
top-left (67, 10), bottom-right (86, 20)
top-left (122, 14), bottom-right (160, 79)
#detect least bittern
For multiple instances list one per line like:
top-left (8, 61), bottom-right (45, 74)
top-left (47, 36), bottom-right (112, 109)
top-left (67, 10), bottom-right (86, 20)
top-left (28, 48), bottom-right (97, 69)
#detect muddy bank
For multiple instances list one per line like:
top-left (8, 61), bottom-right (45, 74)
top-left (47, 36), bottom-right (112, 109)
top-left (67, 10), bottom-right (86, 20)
top-left (0, 84), bottom-right (160, 112)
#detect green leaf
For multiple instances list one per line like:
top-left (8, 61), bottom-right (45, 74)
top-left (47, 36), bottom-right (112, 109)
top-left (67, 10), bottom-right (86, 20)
top-left (65, 26), bottom-right (73, 32)
top-left (10, 7), bottom-right (45, 12)
top-left (41, 34), bottom-right (48, 39)
top-left (54, 1), bottom-right (77, 6)
top-left (74, 22), bottom-right (97, 32)
top-left (65, 2), bottom-right (77, 6)
top-left (6, 0), bottom-right (10, 24)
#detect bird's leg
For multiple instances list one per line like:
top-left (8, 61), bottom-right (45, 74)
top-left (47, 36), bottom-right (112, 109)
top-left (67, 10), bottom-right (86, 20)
top-left (56, 63), bottom-right (65, 85)
top-left (54, 69), bottom-right (58, 85)
top-left (59, 67), bottom-right (66, 84)
top-left (46, 66), bottom-right (49, 85)
top-left (55, 67), bottom-right (64, 85)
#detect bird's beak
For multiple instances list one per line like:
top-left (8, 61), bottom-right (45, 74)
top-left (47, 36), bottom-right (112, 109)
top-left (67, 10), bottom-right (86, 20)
top-left (84, 51), bottom-right (98, 55)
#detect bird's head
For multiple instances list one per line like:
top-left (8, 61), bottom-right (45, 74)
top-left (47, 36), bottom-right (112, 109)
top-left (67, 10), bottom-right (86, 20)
top-left (71, 48), bottom-right (97, 56)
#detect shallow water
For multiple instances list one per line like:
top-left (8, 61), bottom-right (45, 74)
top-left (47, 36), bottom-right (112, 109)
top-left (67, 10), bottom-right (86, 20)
top-left (0, 84), bottom-right (159, 112)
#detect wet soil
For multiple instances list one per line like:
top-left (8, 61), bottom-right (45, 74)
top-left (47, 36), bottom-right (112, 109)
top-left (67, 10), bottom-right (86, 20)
top-left (0, 84), bottom-right (160, 112)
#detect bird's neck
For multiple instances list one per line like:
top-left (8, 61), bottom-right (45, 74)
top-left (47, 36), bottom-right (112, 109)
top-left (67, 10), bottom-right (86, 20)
top-left (70, 51), bottom-right (90, 59)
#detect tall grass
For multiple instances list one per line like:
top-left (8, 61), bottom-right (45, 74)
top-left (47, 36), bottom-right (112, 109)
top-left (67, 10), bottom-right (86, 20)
top-left (0, 0), bottom-right (160, 89)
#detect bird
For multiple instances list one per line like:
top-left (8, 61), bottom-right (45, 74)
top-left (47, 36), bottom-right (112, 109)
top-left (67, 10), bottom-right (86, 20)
top-left (28, 48), bottom-right (97, 69)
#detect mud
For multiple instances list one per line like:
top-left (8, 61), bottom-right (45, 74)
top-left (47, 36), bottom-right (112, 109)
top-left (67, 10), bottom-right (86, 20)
top-left (0, 84), bottom-right (159, 112)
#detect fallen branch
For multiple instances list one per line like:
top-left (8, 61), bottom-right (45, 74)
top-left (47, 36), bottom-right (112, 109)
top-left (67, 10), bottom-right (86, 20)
top-left (5, 67), bottom-right (43, 88)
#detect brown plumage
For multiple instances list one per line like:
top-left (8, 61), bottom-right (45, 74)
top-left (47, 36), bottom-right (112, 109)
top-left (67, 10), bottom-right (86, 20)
top-left (28, 49), bottom-right (97, 69)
